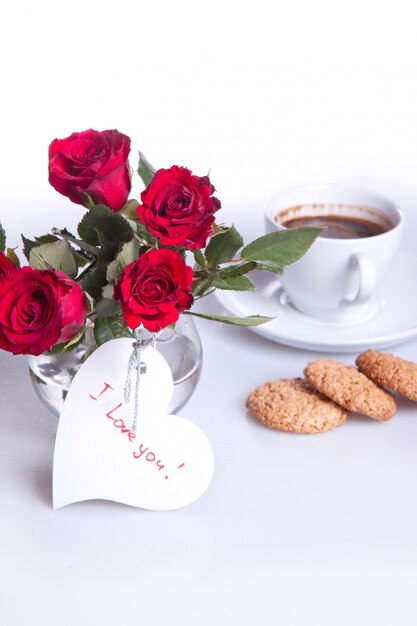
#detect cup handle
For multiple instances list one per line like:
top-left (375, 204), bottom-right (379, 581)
top-left (341, 252), bottom-right (376, 306)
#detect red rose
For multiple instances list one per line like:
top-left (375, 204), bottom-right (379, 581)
top-left (0, 251), bottom-right (16, 277)
top-left (0, 267), bottom-right (86, 356)
top-left (137, 166), bottom-right (221, 249)
top-left (48, 129), bottom-right (131, 212)
top-left (113, 248), bottom-right (194, 332)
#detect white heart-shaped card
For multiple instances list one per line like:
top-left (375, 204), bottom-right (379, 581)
top-left (53, 338), bottom-right (214, 511)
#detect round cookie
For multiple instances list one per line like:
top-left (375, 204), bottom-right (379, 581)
top-left (356, 350), bottom-right (417, 401)
top-left (246, 377), bottom-right (349, 434)
top-left (304, 359), bottom-right (396, 420)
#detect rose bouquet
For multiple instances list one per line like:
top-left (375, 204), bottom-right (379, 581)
top-left (0, 129), bottom-right (321, 357)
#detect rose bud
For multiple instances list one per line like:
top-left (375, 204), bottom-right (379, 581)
top-left (0, 267), bottom-right (86, 356)
top-left (113, 248), bottom-right (194, 333)
top-left (137, 165), bottom-right (221, 249)
top-left (48, 129), bottom-right (131, 212)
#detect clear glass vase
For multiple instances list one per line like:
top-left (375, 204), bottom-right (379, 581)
top-left (28, 316), bottom-right (203, 417)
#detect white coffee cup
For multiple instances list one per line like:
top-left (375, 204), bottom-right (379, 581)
top-left (265, 184), bottom-right (403, 322)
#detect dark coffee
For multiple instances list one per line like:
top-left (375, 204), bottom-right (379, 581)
top-left (280, 214), bottom-right (390, 239)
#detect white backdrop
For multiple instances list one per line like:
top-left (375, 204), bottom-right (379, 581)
top-left (2, 4), bottom-right (417, 625)
top-left (1, 0), bottom-right (417, 247)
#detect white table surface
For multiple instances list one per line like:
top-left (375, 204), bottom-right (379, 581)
top-left (1, 207), bottom-right (417, 626)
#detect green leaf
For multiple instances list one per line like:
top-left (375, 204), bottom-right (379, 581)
top-left (120, 199), bottom-right (140, 219)
top-left (126, 218), bottom-right (155, 245)
top-left (77, 206), bottom-right (135, 299)
top-left (212, 274), bottom-right (255, 291)
top-left (6, 248), bottom-right (20, 267)
top-left (49, 328), bottom-right (86, 355)
top-left (50, 228), bottom-right (98, 259)
top-left (79, 263), bottom-right (106, 300)
top-left (192, 268), bottom-right (218, 298)
top-left (78, 204), bottom-right (134, 246)
top-left (94, 315), bottom-right (133, 346)
top-left (21, 233), bottom-right (61, 263)
top-left (29, 239), bottom-right (77, 278)
top-left (220, 260), bottom-right (283, 276)
top-left (241, 227), bottom-right (323, 272)
top-left (185, 311), bottom-right (274, 326)
top-left (193, 249), bottom-right (206, 268)
top-left (138, 151), bottom-right (156, 187)
top-left (205, 225), bottom-right (243, 266)
top-left (106, 238), bottom-right (140, 284)
top-left (219, 261), bottom-right (257, 278)
top-left (94, 297), bottom-right (121, 317)
top-left (35, 234), bottom-right (59, 245)
top-left (0, 223), bottom-right (6, 253)
top-left (21, 235), bottom-right (37, 261)
top-left (252, 261), bottom-right (284, 274)
top-left (192, 276), bottom-right (210, 298)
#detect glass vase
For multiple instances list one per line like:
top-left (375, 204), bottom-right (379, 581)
top-left (28, 316), bottom-right (203, 417)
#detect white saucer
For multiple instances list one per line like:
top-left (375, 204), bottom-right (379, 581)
top-left (215, 251), bottom-right (417, 353)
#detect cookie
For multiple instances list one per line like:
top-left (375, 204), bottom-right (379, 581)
top-left (304, 359), bottom-right (396, 420)
top-left (356, 350), bottom-right (417, 401)
top-left (246, 377), bottom-right (349, 434)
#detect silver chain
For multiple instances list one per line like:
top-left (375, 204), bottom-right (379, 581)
top-left (124, 328), bottom-right (159, 432)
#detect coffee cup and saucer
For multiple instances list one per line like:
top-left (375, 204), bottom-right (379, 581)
top-left (216, 184), bottom-right (417, 352)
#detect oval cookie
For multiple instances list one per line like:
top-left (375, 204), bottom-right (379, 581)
top-left (304, 359), bottom-right (396, 420)
top-left (356, 350), bottom-right (417, 401)
top-left (246, 377), bottom-right (349, 434)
